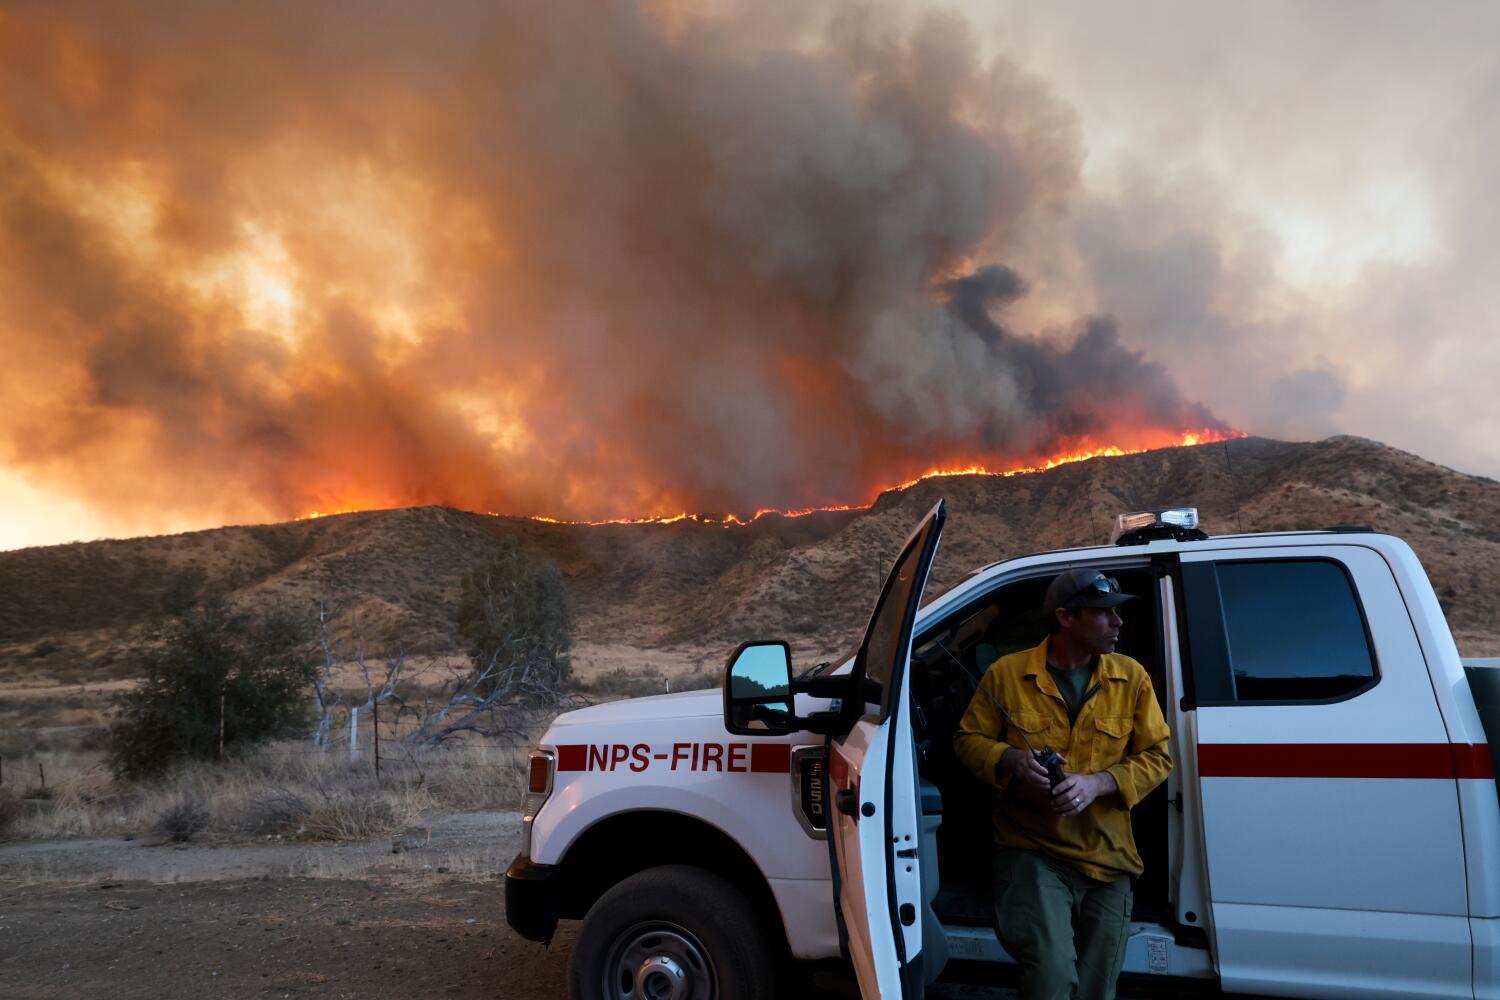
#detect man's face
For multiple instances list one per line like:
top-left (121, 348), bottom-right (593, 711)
top-left (1058, 605), bottom-right (1123, 656)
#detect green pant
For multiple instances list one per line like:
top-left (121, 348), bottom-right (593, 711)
top-left (993, 848), bottom-right (1132, 1000)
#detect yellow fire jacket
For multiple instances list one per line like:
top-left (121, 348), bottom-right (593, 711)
top-left (952, 637), bottom-right (1172, 881)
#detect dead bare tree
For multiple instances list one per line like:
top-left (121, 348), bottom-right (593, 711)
top-left (310, 601), bottom-right (405, 751)
top-left (311, 601), bottom-right (339, 750)
top-left (402, 540), bottom-right (578, 747)
top-left (308, 538), bottom-right (577, 752)
top-left (399, 640), bottom-right (578, 749)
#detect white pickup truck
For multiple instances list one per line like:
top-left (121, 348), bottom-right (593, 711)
top-left (506, 503), bottom-right (1500, 1000)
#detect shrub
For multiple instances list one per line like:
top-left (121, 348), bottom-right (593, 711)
top-left (303, 795), bottom-right (396, 841)
top-left (156, 793), bottom-right (210, 842)
top-left (302, 790), bottom-right (428, 842)
top-left (107, 598), bottom-right (315, 780)
top-left (0, 788), bottom-right (20, 839)
top-left (239, 788), bottom-right (310, 835)
top-left (27, 638), bottom-right (60, 659)
top-left (0, 730), bottom-right (38, 757)
top-left (161, 568), bottom-right (207, 616)
top-left (454, 537), bottom-right (573, 699)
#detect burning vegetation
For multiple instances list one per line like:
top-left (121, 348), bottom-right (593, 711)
top-left (509, 430), bottom-right (1242, 528)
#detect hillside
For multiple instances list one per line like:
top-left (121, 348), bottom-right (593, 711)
top-left (3, 434), bottom-right (1499, 686)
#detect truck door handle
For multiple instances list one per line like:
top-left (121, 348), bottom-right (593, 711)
top-left (835, 788), bottom-right (858, 817)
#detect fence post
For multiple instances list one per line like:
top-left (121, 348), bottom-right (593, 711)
top-left (372, 698), bottom-right (382, 781)
top-left (350, 707), bottom-right (359, 761)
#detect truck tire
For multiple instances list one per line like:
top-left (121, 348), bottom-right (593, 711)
top-left (567, 864), bottom-right (777, 1000)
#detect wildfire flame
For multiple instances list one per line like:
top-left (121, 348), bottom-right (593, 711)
top-left (887, 431), bottom-right (1220, 493)
top-left (297, 429), bottom-right (1242, 527)
top-left (300, 508), bottom-right (363, 521)
top-left (520, 502), bottom-right (872, 528)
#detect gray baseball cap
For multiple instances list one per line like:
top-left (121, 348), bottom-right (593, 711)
top-left (1044, 569), bottom-right (1137, 612)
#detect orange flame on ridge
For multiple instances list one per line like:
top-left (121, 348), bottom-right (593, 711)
top-left (514, 429), bottom-right (1243, 528)
top-left (300, 508), bottom-right (364, 521)
top-left (294, 430), bottom-right (1244, 528)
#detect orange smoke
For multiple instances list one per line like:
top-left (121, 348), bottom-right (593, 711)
top-left (1, 4), bottom-right (1238, 545)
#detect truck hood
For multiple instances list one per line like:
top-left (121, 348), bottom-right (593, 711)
top-left (550, 688), bottom-right (722, 727)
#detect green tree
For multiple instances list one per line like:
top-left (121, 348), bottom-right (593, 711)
top-left (108, 598), bottom-right (315, 780)
top-left (453, 538), bottom-right (572, 701)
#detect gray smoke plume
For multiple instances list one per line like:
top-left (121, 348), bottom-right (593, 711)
top-left (0, 1), bottom-right (1226, 535)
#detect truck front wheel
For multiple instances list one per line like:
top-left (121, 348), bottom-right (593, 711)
top-left (568, 864), bottom-right (777, 1000)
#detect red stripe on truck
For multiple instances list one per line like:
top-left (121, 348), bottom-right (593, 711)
top-left (557, 744), bottom-right (586, 772)
top-left (1450, 743), bottom-right (1495, 779)
top-left (750, 742), bottom-right (791, 773)
top-left (1198, 743), bottom-right (1493, 779)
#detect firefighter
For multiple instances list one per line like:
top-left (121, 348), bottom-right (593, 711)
top-left (954, 569), bottom-right (1172, 1000)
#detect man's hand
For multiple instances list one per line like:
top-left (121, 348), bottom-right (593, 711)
top-left (1052, 771), bottom-right (1118, 817)
top-left (999, 747), bottom-right (1065, 791)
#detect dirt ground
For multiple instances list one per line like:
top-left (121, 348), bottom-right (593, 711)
top-left (0, 873), bottom-right (570, 999)
top-left (0, 810), bottom-right (857, 1000)
top-left (0, 811), bottom-right (1225, 1000)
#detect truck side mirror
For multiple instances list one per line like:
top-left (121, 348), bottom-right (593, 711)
top-left (723, 641), bottom-right (795, 735)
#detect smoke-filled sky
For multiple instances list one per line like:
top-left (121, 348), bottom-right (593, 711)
top-left (1, 1), bottom-right (1495, 549)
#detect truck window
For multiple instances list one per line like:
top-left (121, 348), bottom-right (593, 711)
top-left (1216, 559), bottom-right (1377, 702)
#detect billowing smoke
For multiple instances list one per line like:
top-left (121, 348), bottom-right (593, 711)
top-left (0, 1), bottom-right (1225, 533)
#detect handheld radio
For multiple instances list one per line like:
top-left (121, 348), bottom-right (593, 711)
top-left (995, 704), bottom-right (1067, 789)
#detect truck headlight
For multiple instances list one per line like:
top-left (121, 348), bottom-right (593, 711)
top-left (519, 748), bottom-right (555, 859)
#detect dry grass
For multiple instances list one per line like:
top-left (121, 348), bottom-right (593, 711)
top-left (0, 687), bottom-right (115, 734)
top-left (301, 793), bottom-right (422, 841)
top-left (2, 738), bottom-right (531, 844)
top-left (156, 791), bottom-right (210, 842)
top-left (0, 787), bottom-right (20, 838)
top-left (576, 662), bottom-right (719, 699)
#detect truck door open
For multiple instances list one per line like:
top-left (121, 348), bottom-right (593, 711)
top-left (828, 500), bottom-right (946, 999)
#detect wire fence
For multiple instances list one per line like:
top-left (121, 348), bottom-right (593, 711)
top-left (0, 708), bottom-right (540, 792)
top-left (307, 709), bottom-right (537, 747)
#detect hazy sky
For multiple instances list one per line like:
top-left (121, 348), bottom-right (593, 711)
top-left (1, 1), bottom-right (1495, 550)
top-left (967, 2), bottom-right (1498, 468)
